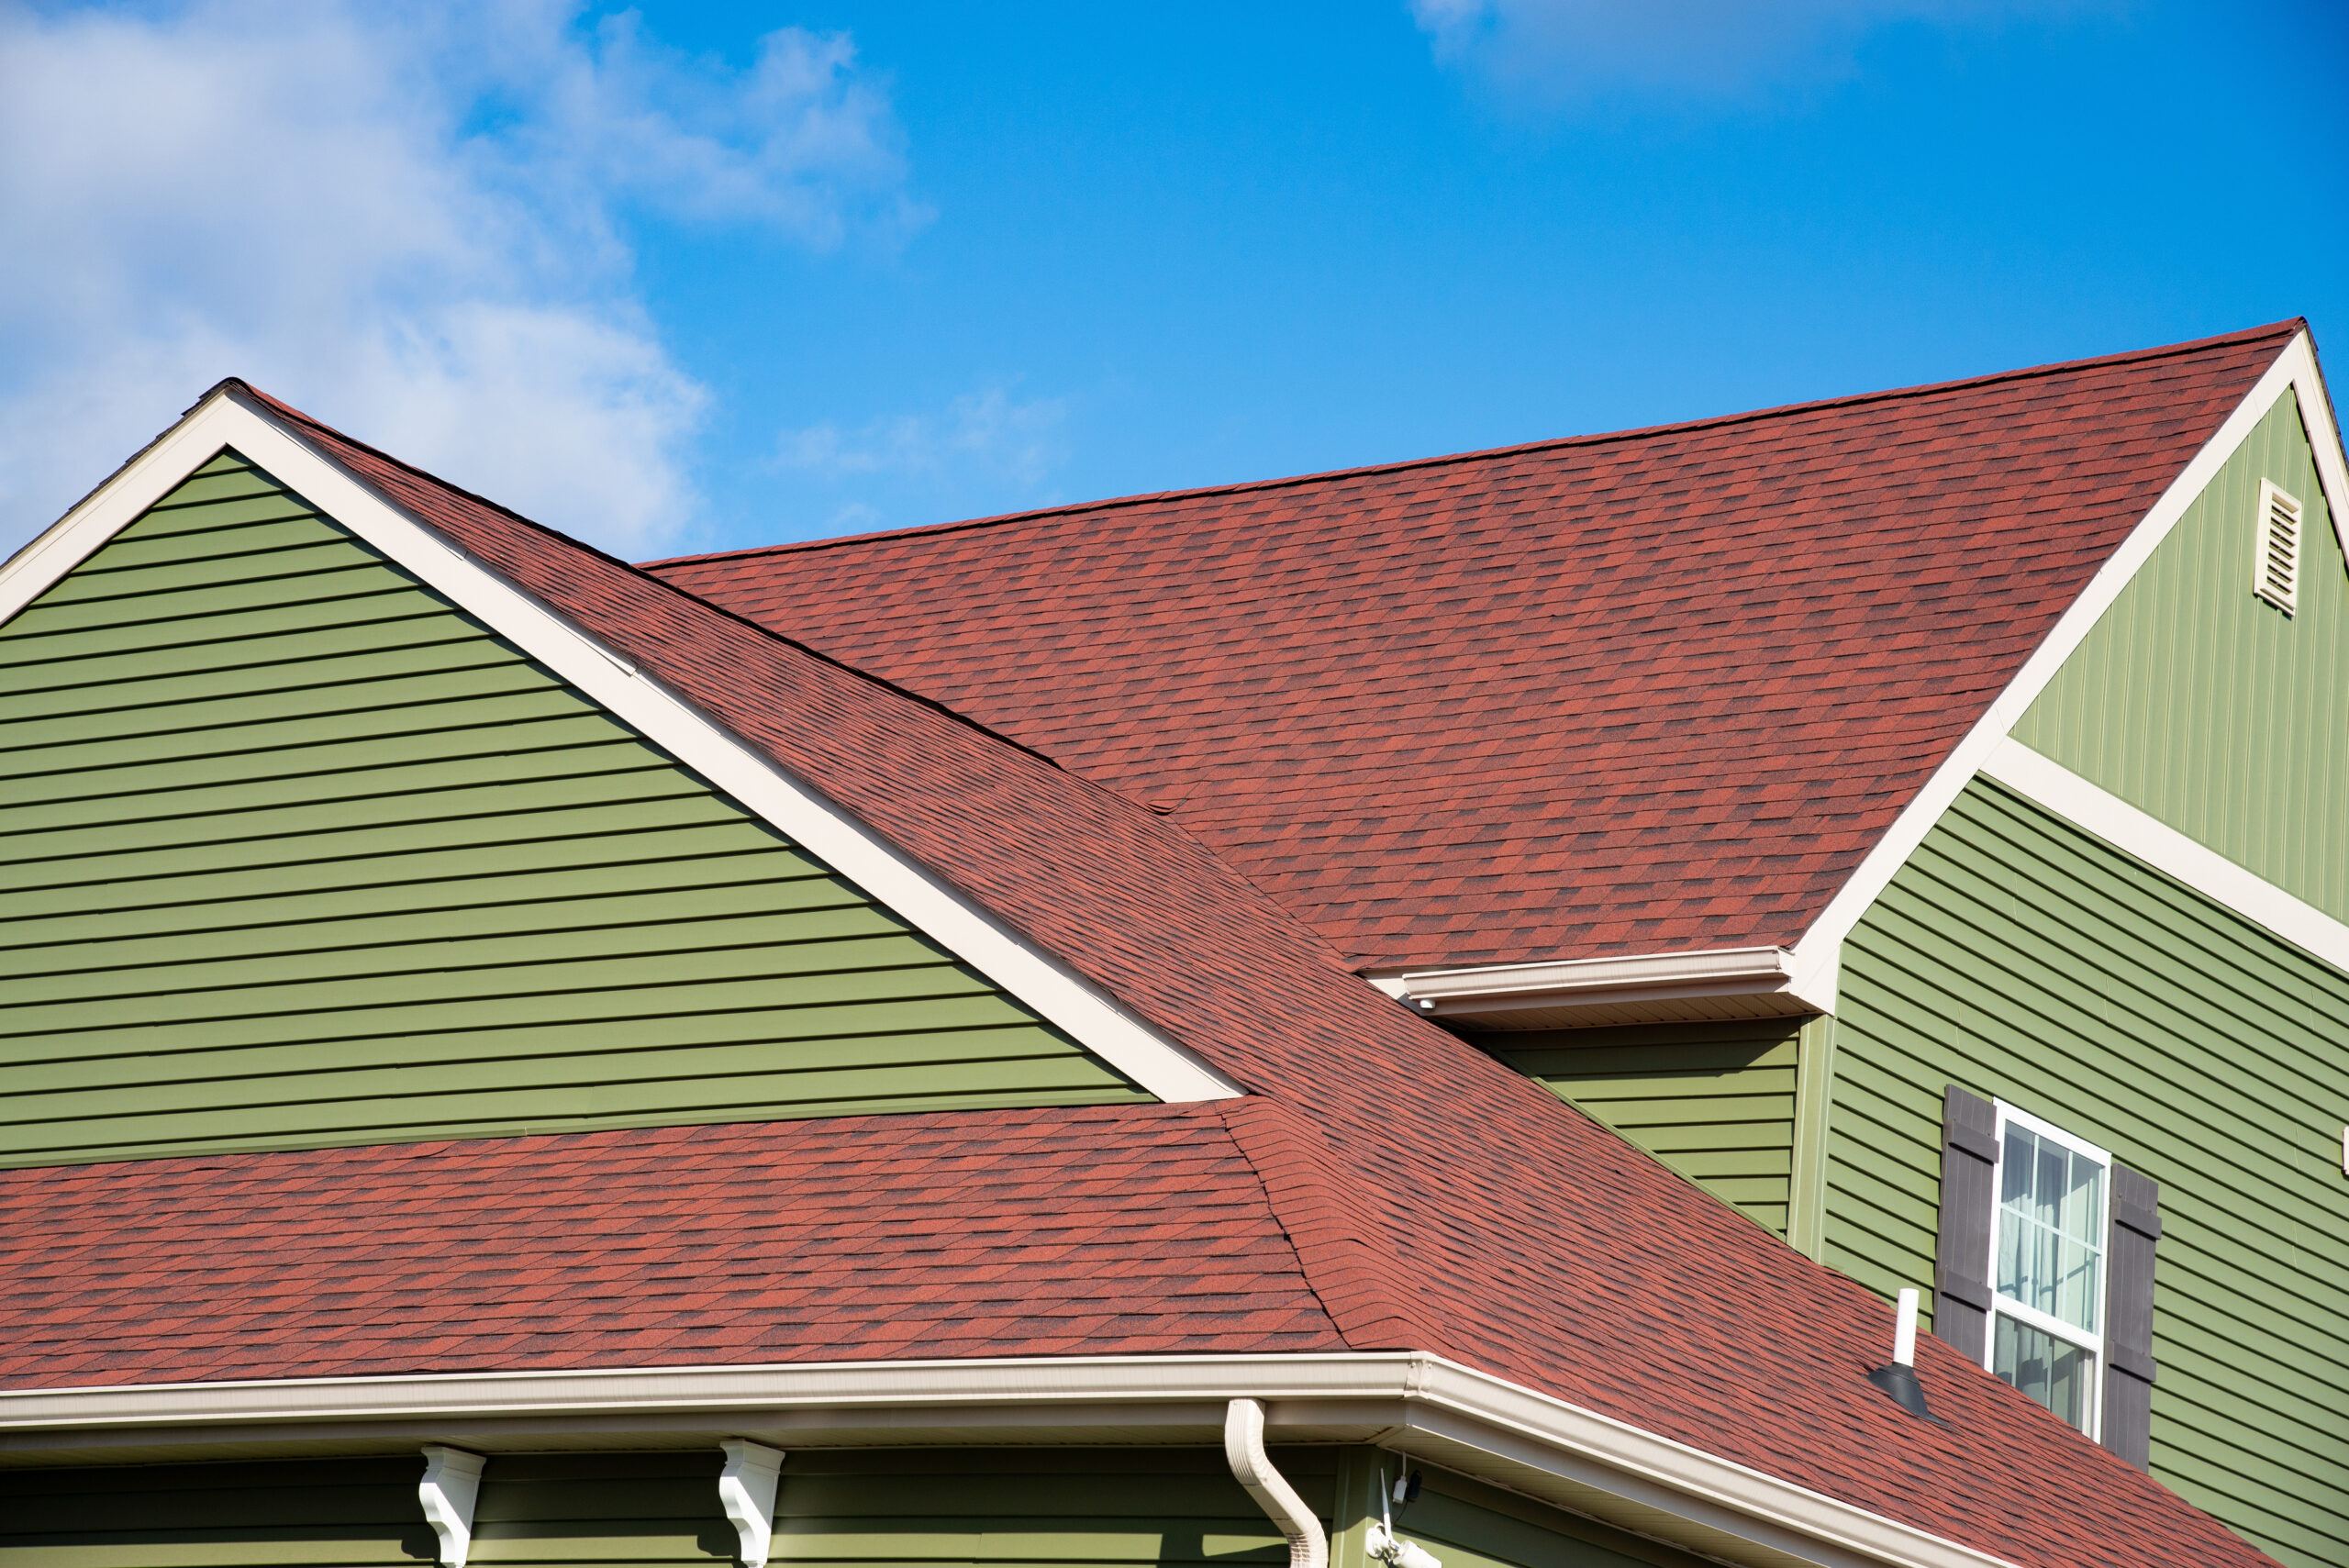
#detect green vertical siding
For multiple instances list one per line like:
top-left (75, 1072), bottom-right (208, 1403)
top-left (2012, 388), bottom-right (2349, 918)
top-left (1825, 777), bottom-right (2349, 1568)
top-left (1485, 1019), bottom-right (1802, 1236)
top-left (0, 1447), bottom-right (1707, 1568)
top-left (0, 450), bottom-right (1142, 1168)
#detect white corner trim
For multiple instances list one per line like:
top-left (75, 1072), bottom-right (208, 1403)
top-left (719, 1438), bottom-right (785, 1568)
top-left (0, 1353), bottom-right (2018, 1568)
top-left (0, 387), bottom-right (1238, 1105)
top-left (1981, 740), bottom-right (2349, 973)
top-left (1386, 947), bottom-right (1824, 1018)
top-left (417, 1444), bottom-right (484, 1568)
top-left (1226, 1397), bottom-right (1327, 1568)
top-left (1787, 329), bottom-right (2330, 999)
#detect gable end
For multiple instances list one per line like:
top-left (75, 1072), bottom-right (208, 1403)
top-left (0, 449), bottom-right (1157, 1166)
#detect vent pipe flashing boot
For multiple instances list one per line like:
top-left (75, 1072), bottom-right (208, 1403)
top-left (1864, 1288), bottom-right (1941, 1422)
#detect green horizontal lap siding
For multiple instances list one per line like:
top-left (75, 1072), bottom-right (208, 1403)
top-left (0, 1456), bottom-right (432, 1565)
top-left (1, 1447), bottom-right (1715, 1568)
top-left (0, 450), bottom-right (1142, 1167)
top-left (1824, 777), bottom-right (2349, 1568)
top-left (772, 1446), bottom-right (1319, 1568)
top-left (1487, 1020), bottom-right (1801, 1236)
top-left (2011, 388), bottom-right (2349, 918)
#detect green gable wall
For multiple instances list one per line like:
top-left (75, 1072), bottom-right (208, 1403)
top-left (0, 1447), bottom-right (1707, 1568)
top-left (1824, 776), bottom-right (2349, 1568)
top-left (1486, 1019), bottom-right (1805, 1238)
top-left (2011, 388), bottom-right (2349, 918)
top-left (0, 450), bottom-right (1143, 1169)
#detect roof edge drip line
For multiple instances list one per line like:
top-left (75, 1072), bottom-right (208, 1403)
top-left (0, 1352), bottom-right (2021, 1568)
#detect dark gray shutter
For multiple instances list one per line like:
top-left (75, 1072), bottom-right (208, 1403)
top-left (2101, 1164), bottom-right (2161, 1470)
top-left (1932, 1085), bottom-right (1998, 1362)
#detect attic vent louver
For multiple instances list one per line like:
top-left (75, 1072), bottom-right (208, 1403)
top-left (2254, 479), bottom-right (2304, 615)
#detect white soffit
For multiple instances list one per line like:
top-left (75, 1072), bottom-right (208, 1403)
top-left (1377, 947), bottom-right (1824, 1023)
top-left (0, 1353), bottom-right (2021, 1568)
top-left (1786, 329), bottom-right (2341, 1004)
top-left (0, 388), bottom-right (1240, 1105)
top-left (1982, 740), bottom-right (2349, 973)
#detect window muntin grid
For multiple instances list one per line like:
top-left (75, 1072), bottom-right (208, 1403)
top-left (1996, 1122), bottom-right (2106, 1335)
top-left (1984, 1103), bottom-right (2111, 1437)
top-left (1992, 1314), bottom-right (2095, 1431)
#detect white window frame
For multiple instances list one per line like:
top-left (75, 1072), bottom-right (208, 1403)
top-left (1982, 1100), bottom-right (2112, 1439)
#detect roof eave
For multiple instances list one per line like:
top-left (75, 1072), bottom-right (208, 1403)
top-left (0, 1352), bottom-right (2021, 1568)
top-left (1369, 947), bottom-right (1823, 1029)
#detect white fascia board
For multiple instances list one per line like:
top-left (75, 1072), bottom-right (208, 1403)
top-left (0, 388), bottom-right (1239, 1105)
top-left (1983, 740), bottom-right (2349, 973)
top-left (2295, 330), bottom-right (2349, 560)
top-left (1787, 330), bottom-right (2329, 1005)
top-left (1384, 947), bottom-right (1825, 1018)
top-left (0, 1353), bottom-right (2017, 1568)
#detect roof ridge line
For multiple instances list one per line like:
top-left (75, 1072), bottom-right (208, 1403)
top-left (225, 381), bottom-right (1069, 774)
top-left (643, 318), bottom-right (2307, 570)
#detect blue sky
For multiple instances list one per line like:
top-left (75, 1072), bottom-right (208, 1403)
top-left (2, 1), bottom-right (2343, 559)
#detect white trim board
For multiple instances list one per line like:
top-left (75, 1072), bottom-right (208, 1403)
top-left (0, 387), bottom-right (1240, 1105)
top-left (1786, 328), bottom-right (2334, 1007)
top-left (0, 1352), bottom-right (2021, 1568)
top-left (1981, 740), bottom-right (2349, 973)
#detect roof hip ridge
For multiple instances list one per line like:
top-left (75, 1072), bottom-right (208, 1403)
top-left (1216, 1095), bottom-right (1452, 1354)
top-left (642, 317), bottom-right (2308, 570)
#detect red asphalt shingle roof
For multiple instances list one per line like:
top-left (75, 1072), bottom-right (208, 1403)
top-left (0, 1106), bottom-right (1344, 1385)
top-left (649, 323), bottom-right (2299, 970)
top-left (0, 335), bottom-right (2299, 1568)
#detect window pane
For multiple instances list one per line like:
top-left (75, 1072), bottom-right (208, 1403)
top-left (1994, 1312), bottom-right (2094, 1431)
top-left (1995, 1125), bottom-right (2105, 1333)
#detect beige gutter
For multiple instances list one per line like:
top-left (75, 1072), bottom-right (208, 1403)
top-left (0, 1352), bottom-right (2014, 1568)
top-left (1375, 947), bottom-right (1823, 1024)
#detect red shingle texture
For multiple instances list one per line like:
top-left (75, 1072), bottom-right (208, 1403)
top-left (649, 323), bottom-right (2299, 970)
top-left (0, 1106), bottom-right (1343, 1385)
top-left (0, 339), bottom-right (2293, 1568)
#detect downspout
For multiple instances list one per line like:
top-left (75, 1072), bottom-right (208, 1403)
top-left (1224, 1397), bottom-right (1328, 1568)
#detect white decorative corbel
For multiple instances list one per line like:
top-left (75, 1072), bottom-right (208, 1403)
top-left (719, 1439), bottom-right (785, 1568)
top-left (417, 1446), bottom-right (486, 1568)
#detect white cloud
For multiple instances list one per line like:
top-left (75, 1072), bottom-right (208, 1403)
top-left (0, 0), bottom-right (921, 557)
top-left (1409, 0), bottom-right (2073, 102)
top-left (777, 385), bottom-right (1070, 489)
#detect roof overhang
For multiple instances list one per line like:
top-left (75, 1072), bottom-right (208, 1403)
top-left (1370, 947), bottom-right (1823, 1029)
top-left (1773, 326), bottom-right (2348, 1006)
top-left (0, 1353), bottom-right (2015, 1568)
